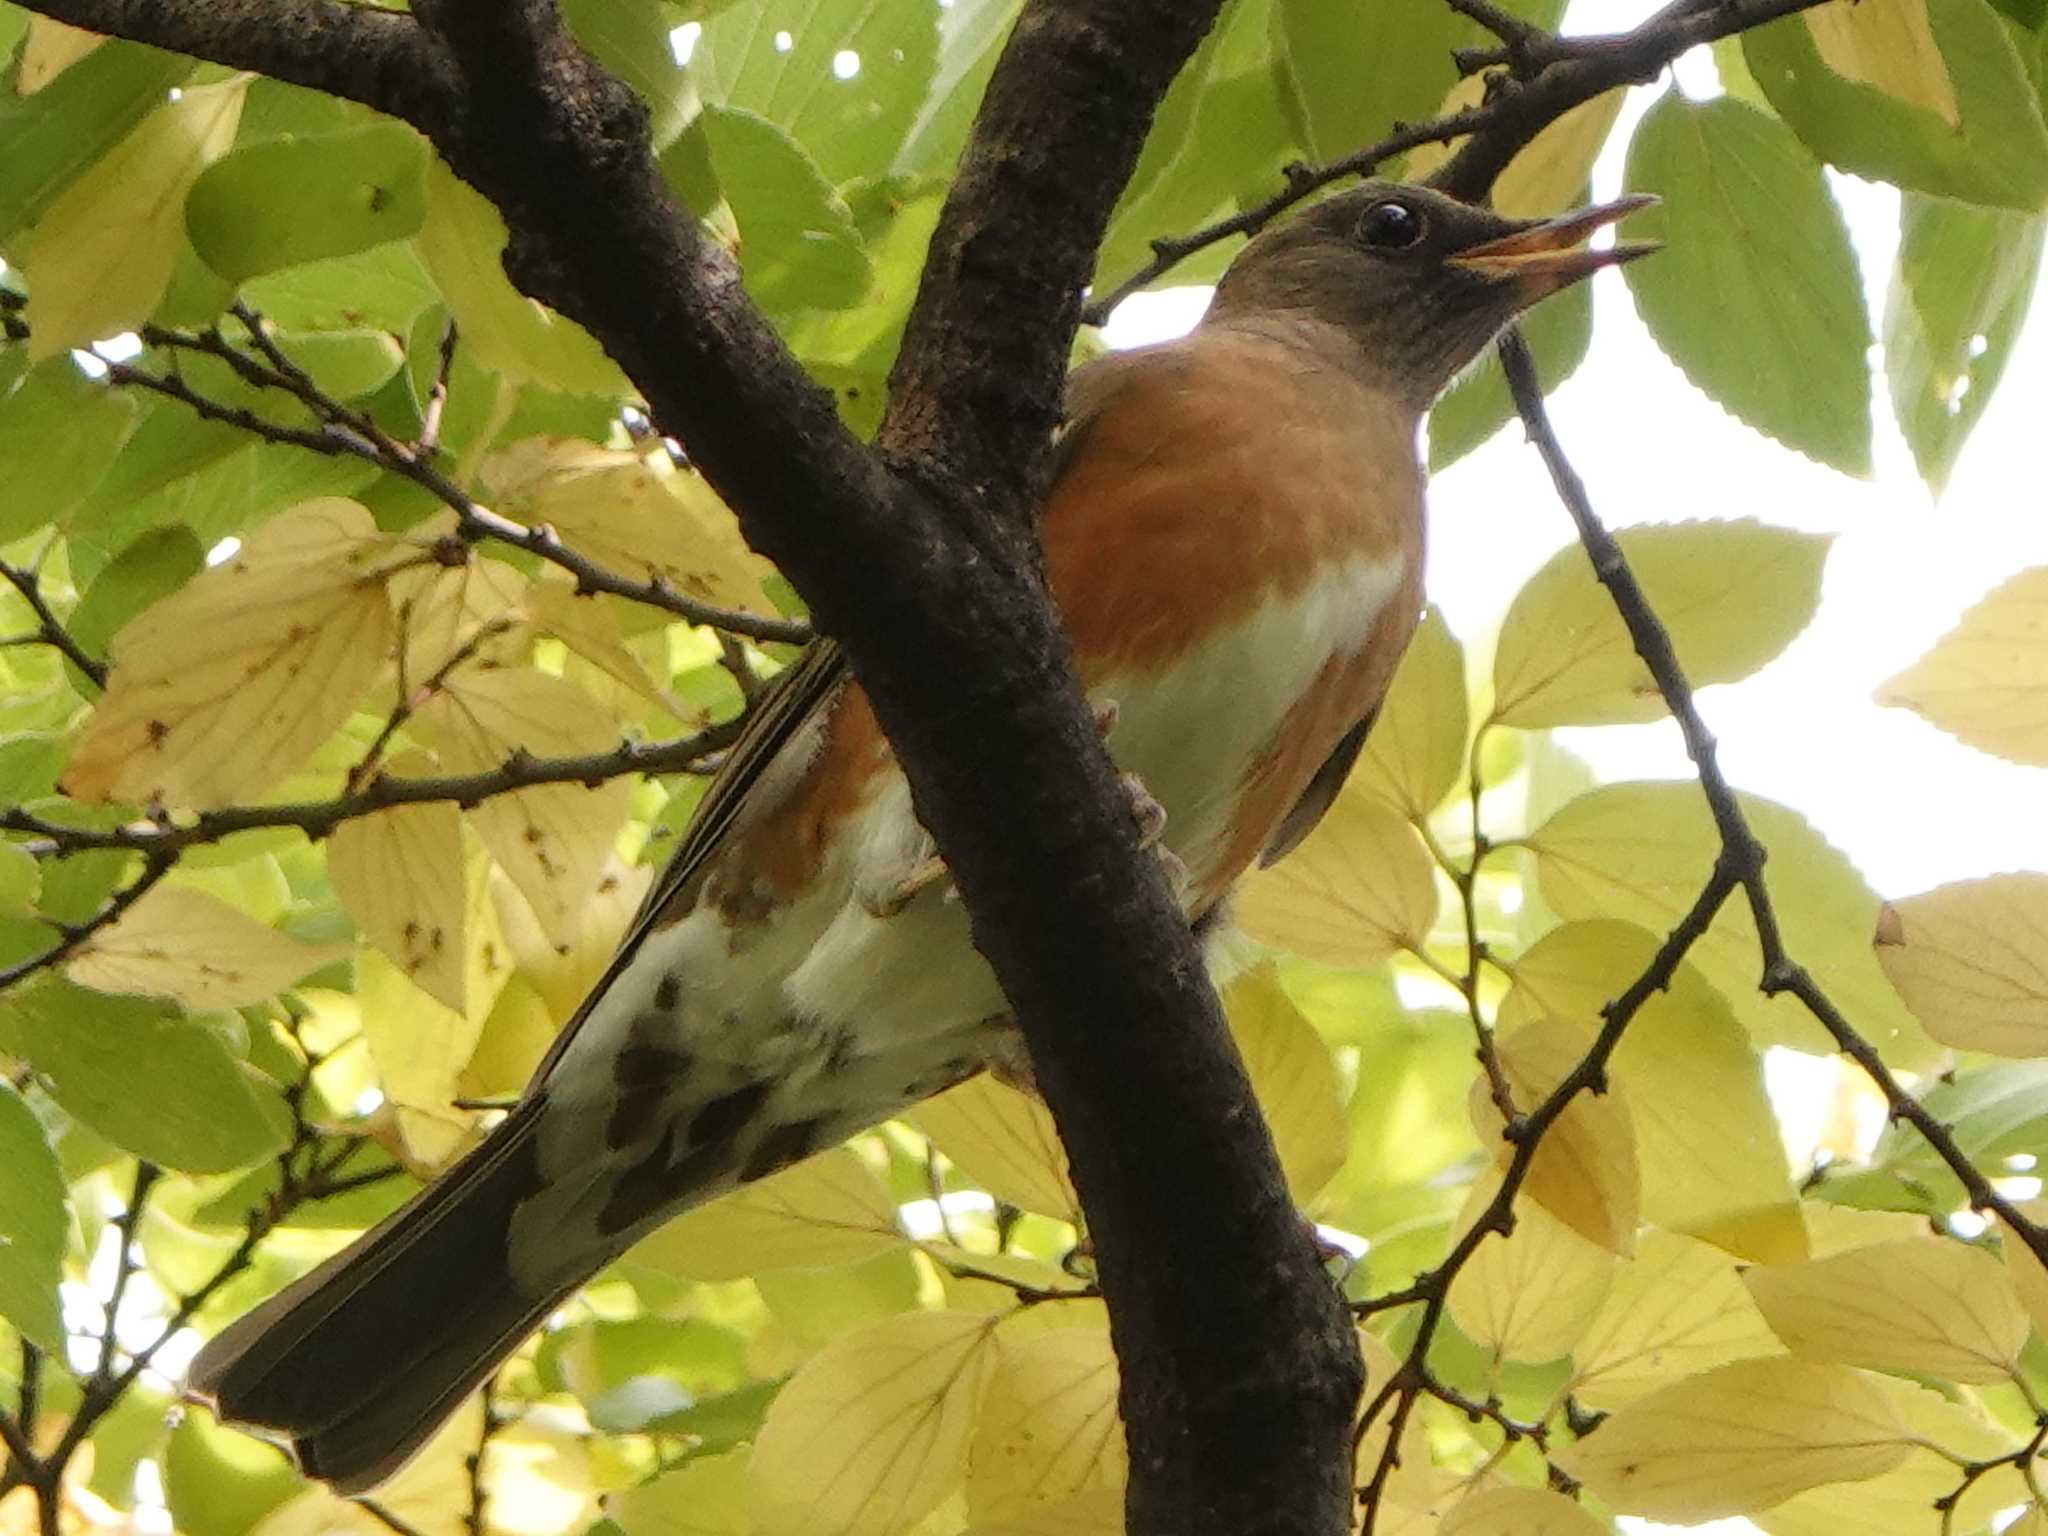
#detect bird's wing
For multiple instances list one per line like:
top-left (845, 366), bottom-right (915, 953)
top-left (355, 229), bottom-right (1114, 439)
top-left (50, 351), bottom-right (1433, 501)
top-left (526, 637), bottom-right (850, 1086)
top-left (1259, 706), bottom-right (1378, 867)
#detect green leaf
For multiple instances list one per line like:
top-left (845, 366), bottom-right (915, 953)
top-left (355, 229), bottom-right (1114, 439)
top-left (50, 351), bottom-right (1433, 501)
top-left (1491, 520), bottom-right (1832, 728)
top-left (415, 156), bottom-right (627, 396)
top-left (1274, 0), bottom-right (1562, 162)
top-left (1526, 783), bottom-right (1937, 1070)
top-left (238, 241), bottom-right (440, 334)
top-left (0, 842), bottom-right (38, 917)
top-left (0, 1079), bottom-right (67, 1351)
top-left (1830, 1063), bottom-right (2048, 1216)
top-left (693, 0), bottom-right (940, 185)
top-left (687, 106), bottom-right (872, 312)
top-left (0, 979), bottom-right (293, 1173)
top-left (0, 40), bottom-right (191, 245)
top-left (272, 327), bottom-right (407, 400)
top-left (0, 733), bottom-right (66, 803)
top-left (185, 119), bottom-right (428, 284)
top-left (645, 1378), bottom-right (788, 1454)
top-left (1428, 276), bottom-right (1591, 471)
top-left (1621, 91), bottom-right (1872, 475)
top-left (1743, 0), bottom-right (2048, 209)
top-left (1096, 0), bottom-right (1302, 292)
top-left (64, 526), bottom-right (205, 687)
top-left (1885, 193), bottom-right (2043, 497)
top-left (892, 0), bottom-right (1021, 178)
top-left (163, 1408), bottom-right (301, 1536)
top-left (0, 357), bottom-right (139, 540)
top-left (565, 0), bottom-right (697, 149)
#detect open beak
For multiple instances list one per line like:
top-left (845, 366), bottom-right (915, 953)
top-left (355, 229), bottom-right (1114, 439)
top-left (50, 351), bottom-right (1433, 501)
top-left (1446, 193), bottom-right (1660, 295)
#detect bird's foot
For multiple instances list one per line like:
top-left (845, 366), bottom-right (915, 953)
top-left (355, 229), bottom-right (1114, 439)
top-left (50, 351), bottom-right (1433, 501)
top-left (860, 853), bottom-right (952, 919)
top-left (1118, 770), bottom-right (1189, 902)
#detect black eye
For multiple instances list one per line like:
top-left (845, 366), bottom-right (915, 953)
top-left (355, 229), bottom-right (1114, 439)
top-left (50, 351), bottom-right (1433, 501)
top-left (1357, 198), bottom-right (1425, 251)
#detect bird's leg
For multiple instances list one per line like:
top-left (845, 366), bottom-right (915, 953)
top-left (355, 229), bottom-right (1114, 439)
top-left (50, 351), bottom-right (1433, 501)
top-left (859, 846), bottom-right (951, 919)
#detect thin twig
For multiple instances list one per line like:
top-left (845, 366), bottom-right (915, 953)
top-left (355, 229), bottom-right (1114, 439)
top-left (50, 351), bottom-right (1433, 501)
top-left (417, 316), bottom-right (460, 455)
top-left (0, 855), bottom-right (176, 992)
top-left (0, 554), bottom-right (107, 689)
top-left (1496, 327), bottom-right (2048, 1278)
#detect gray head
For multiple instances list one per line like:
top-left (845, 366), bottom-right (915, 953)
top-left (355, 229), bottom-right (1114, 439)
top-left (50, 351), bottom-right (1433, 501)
top-left (1207, 180), bottom-right (1655, 409)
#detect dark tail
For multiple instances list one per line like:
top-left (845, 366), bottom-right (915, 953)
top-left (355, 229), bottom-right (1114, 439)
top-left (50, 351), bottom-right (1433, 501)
top-left (186, 1104), bottom-right (588, 1493)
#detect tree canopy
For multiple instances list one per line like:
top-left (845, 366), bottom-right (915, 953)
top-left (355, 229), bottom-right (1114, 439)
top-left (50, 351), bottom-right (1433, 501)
top-left (1, 0), bottom-right (2047, 1534)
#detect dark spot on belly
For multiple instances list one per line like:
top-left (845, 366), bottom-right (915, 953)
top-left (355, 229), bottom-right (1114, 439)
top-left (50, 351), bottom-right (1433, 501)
top-left (654, 973), bottom-right (681, 1012)
top-left (689, 1080), bottom-right (770, 1148)
top-left (607, 1040), bottom-right (694, 1148)
top-left (740, 1117), bottom-right (824, 1183)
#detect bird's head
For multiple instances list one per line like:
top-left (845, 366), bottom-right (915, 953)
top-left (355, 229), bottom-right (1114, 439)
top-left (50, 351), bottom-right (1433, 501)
top-left (1208, 180), bottom-right (1656, 408)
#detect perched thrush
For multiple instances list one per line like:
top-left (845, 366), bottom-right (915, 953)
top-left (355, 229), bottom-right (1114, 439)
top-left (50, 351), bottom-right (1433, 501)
top-left (188, 180), bottom-right (1650, 1488)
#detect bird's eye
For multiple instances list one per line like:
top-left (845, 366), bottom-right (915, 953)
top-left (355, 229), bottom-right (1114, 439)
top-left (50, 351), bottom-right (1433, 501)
top-left (1356, 198), bottom-right (1425, 251)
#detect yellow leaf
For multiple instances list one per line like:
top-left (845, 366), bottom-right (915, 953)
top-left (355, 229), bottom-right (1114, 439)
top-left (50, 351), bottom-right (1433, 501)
top-left (1753, 1378), bottom-right (2024, 1536)
top-left (24, 79), bottom-right (245, 359)
top-left (384, 525), bottom-right (530, 686)
top-left (1805, 0), bottom-right (1959, 125)
top-left (630, 1146), bottom-right (905, 1281)
top-left (1470, 1016), bottom-right (1639, 1255)
top-left (330, 761), bottom-right (470, 1014)
top-left (415, 160), bottom-right (626, 396)
top-left (1236, 792), bottom-right (1437, 968)
top-left (909, 1075), bottom-right (1080, 1224)
top-left (1405, 82), bottom-right (1625, 218)
top-left (66, 885), bottom-right (345, 1008)
top-left (485, 1419), bottom-right (599, 1536)
top-left (1224, 966), bottom-right (1348, 1202)
top-left (480, 436), bottom-right (775, 618)
top-left (2009, 1506), bottom-right (2048, 1536)
top-left (1743, 1237), bottom-right (2029, 1383)
top-left (1558, 1356), bottom-right (1910, 1522)
top-left (1998, 1201), bottom-right (2048, 1339)
top-left (1571, 1230), bottom-right (1780, 1410)
top-left (966, 1327), bottom-right (1124, 1520)
top-left (1526, 786), bottom-right (1935, 1069)
top-left (957, 1489), bottom-right (1122, 1536)
top-left (355, 948), bottom-right (488, 1169)
top-left (1874, 873), bottom-right (2048, 1055)
top-left (18, 18), bottom-right (103, 92)
top-left (64, 498), bottom-right (395, 809)
top-left (750, 1309), bottom-right (1000, 1536)
top-left (1352, 605), bottom-right (1466, 819)
top-left (413, 665), bottom-right (631, 951)
top-left (1492, 522), bottom-right (1830, 729)
top-left (1877, 564), bottom-right (2048, 766)
top-left (528, 575), bottom-right (686, 719)
top-left (1440, 1486), bottom-right (1608, 1536)
top-left (610, 1450), bottom-right (750, 1536)
top-left (1503, 922), bottom-right (1806, 1263)
top-left (1447, 1168), bottom-right (1616, 1363)
top-left (490, 856), bottom-right (651, 1022)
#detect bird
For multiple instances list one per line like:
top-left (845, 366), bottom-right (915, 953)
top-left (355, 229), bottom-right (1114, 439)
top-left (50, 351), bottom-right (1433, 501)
top-left (186, 179), bottom-right (1652, 1490)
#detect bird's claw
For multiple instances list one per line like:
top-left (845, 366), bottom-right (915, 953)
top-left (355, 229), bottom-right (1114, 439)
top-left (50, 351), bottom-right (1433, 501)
top-left (861, 853), bottom-right (952, 919)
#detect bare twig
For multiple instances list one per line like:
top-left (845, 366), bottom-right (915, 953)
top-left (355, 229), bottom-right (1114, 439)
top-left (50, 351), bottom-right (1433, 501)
top-left (1083, 0), bottom-right (1832, 321)
top-left (2, 720), bottom-right (744, 863)
top-left (1495, 327), bottom-right (2048, 1278)
top-left (417, 317), bottom-right (460, 455)
top-left (0, 553), bottom-right (107, 689)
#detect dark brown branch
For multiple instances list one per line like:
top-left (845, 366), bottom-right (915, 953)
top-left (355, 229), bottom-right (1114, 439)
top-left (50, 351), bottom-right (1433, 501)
top-left (0, 721), bottom-right (744, 862)
top-left (1495, 327), bottom-right (2048, 1277)
top-left (0, 554), bottom-right (107, 688)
